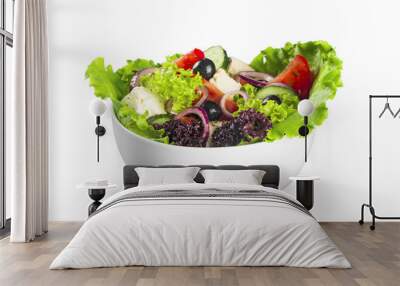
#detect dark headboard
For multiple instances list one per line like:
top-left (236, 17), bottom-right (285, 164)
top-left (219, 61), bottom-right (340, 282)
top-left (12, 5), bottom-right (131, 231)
top-left (123, 165), bottom-right (280, 189)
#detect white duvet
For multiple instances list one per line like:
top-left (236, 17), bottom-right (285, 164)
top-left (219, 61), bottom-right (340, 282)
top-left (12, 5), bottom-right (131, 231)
top-left (50, 183), bottom-right (350, 269)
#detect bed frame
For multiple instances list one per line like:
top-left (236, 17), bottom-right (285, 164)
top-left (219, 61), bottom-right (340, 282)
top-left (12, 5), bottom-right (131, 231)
top-left (123, 165), bottom-right (280, 189)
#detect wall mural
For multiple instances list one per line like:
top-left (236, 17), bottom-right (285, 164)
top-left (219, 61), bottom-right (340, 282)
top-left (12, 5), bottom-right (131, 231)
top-left (85, 41), bottom-right (342, 148)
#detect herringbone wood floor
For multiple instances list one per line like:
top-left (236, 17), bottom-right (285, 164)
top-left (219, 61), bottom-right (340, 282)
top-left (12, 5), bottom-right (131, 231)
top-left (0, 222), bottom-right (399, 286)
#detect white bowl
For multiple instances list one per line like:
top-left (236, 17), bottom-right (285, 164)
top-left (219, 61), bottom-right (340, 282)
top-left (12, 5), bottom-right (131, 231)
top-left (111, 109), bottom-right (313, 188)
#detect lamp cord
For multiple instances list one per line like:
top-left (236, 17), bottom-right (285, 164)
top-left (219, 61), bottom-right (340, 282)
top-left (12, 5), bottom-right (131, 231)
top-left (97, 125), bottom-right (100, 162)
top-left (96, 116), bottom-right (100, 163)
top-left (304, 116), bottom-right (308, 162)
top-left (305, 131), bottom-right (307, 162)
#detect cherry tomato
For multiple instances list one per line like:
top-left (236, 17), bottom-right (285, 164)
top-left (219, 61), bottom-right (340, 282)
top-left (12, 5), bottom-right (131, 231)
top-left (175, 49), bottom-right (204, 70)
top-left (270, 55), bottom-right (313, 99)
top-left (203, 80), bottom-right (224, 104)
top-left (224, 98), bottom-right (238, 113)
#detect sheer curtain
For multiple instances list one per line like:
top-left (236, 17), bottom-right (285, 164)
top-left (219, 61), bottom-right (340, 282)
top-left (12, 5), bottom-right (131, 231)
top-left (9, 0), bottom-right (48, 242)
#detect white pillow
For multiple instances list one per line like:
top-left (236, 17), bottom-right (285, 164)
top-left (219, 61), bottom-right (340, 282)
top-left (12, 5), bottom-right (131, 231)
top-left (135, 167), bottom-right (200, 186)
top-left (200, 169), bottom-right (266, 185)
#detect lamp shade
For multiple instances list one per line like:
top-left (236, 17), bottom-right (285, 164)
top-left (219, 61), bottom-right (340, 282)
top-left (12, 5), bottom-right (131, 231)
top-left (297, 99), bottom-right (314, 116)
top-left (89, 99), bottom-right (107, 116)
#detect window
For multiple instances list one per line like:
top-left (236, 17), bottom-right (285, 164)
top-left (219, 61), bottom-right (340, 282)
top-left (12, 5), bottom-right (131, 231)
top-left (0, 0), bottom-right (14, 234)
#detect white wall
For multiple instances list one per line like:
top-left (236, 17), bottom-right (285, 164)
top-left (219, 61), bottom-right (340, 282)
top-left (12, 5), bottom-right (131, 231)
top-left (48, 0), bottom-right (400, 221)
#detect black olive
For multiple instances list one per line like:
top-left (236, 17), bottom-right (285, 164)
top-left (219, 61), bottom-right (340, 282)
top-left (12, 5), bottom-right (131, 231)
top-left (262, 95), bottom-right (282, 105)
top-left (193, 58), bottom-right (216, 80)
top-left (201, 100), bottom-right (222, 121)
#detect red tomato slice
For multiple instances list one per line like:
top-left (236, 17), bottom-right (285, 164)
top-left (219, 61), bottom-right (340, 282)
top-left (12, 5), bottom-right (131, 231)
top-left (224, 98), bottom-right (238, 113)
top-left (270, 55), bottom-right (313, 99)
top-left (175, 48), bottom-right (204, 70)
top-left (203, 80), bottom-right (224, 104)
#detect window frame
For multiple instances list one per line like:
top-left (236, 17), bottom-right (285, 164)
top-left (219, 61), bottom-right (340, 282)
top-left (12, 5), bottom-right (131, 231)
top-left (0, 0), bottom-right (13, 233)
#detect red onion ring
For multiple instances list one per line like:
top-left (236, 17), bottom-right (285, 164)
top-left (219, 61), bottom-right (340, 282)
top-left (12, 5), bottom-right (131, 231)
top-left (175, 107), bottom-right (210, 141)
top-left (194, 86), bottom-right (209, 107)
top-left (220, 90), bottom-right (248, 118)
top-left (130, 67), bottom-right (157, 90)
top-left (238, 71), bottom-right (274, 88)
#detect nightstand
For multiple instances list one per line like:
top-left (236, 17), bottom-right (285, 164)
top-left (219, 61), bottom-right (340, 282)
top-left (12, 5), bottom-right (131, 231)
top-left (77, 183), bottom-right (117, 216)
top-left (289, 176), bottom-right (320, 210)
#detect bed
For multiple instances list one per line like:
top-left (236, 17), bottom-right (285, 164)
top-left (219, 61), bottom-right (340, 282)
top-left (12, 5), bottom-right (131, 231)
top-left (50, 165), bottom-right (350, 269)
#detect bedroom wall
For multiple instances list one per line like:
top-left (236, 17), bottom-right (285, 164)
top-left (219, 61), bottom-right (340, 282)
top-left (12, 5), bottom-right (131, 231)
top-left (47, 0), bottom-right (400, 221)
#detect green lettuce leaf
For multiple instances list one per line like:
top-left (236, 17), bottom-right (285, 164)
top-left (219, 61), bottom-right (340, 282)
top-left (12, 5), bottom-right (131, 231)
top-left (250, 41), bottom-right (342, 140)
top-left (250, 44), bottom-right (293, 76)
top-left (85, 57), bottom-right (157, 102)
top-left (140, 56), bottom-right (203, 113)
top-left (85, 57), bottom-right (128, 101)
top-left (267, 111), bottom-right (303, 141)
top-left (116, 58), bottom-right (157, 87)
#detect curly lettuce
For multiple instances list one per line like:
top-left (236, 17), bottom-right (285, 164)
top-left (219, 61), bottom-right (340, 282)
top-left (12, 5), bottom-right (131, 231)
top-left (140, 56), bottom-right (203, 113)
top-left (250, 41), bottom-right (342, 141)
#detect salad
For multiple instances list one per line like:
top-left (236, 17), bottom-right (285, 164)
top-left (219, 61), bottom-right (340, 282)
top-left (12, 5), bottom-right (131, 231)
top-left (85, 41), bottom-right (342, 147)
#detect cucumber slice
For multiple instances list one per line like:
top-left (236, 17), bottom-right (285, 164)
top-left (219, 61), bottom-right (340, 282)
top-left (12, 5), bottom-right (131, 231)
top-left (204, 46), bottom-right (229, 70)
top-left (256, 85), bottom-right (299, 100)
